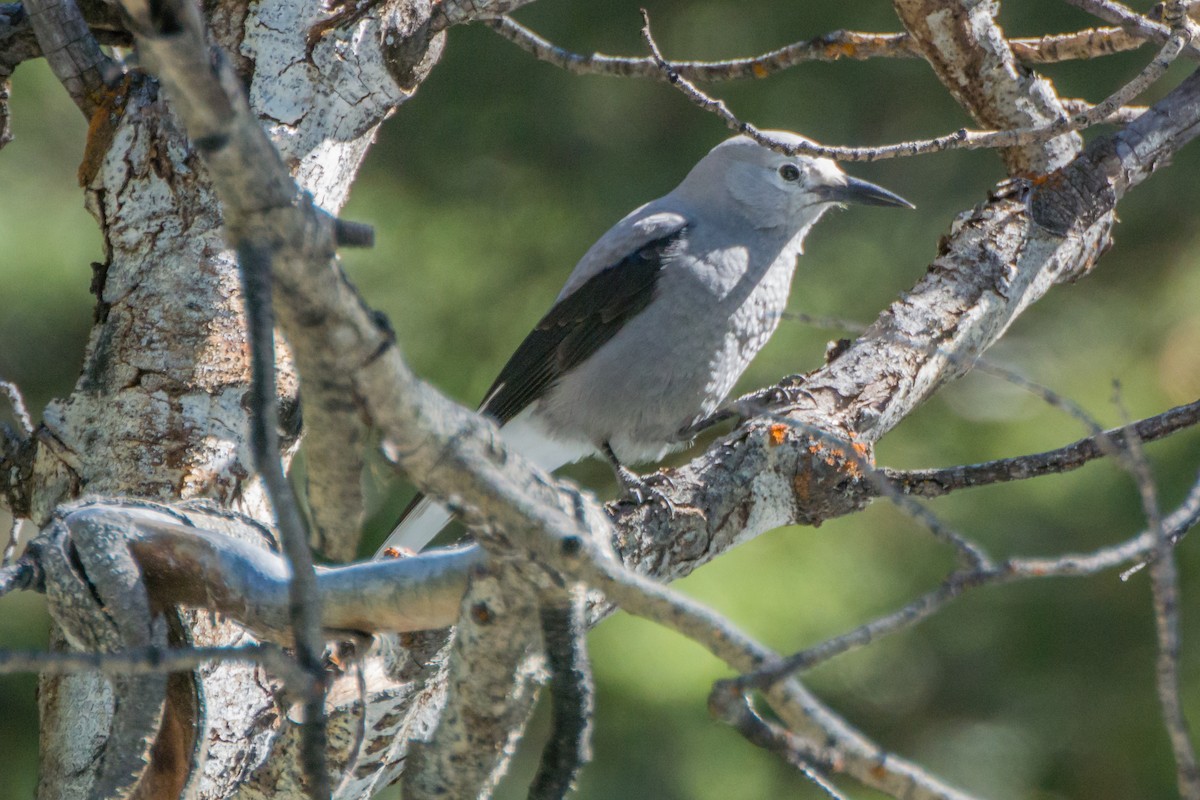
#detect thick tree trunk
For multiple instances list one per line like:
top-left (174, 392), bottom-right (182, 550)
top-left (32, 0), bottom-right (445, 795)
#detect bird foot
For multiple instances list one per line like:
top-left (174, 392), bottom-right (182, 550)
top-left (616, 466), bottom-right (677, 515)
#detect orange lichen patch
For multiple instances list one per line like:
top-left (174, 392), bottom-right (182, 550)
top-left (79, 77), bottom-right (136, 187)
top-left (768, 423), bottom-right (789, 446)
top-left (381, 546), bottom-right (416, 559)
top-left (751, 62), bottom-right (770, 79)
top-left (825, 41), bottom-right (857, 59)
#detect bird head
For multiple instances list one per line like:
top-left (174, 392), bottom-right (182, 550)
top-left (679, 131), bottom-right (913, 239)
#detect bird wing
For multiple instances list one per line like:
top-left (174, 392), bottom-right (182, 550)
top-left (378, 212), bottom-right (688, 555)
top-left (480, 219), bottom-right (689, 425)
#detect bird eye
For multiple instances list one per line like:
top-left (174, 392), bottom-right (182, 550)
top-left (778, 163), bottom-right (802, 182)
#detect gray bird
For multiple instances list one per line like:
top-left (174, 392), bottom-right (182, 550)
top-left (379, 131), bottom-right (911, 554)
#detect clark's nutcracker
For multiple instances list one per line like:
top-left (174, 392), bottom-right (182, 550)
top-left (379, 131), bottom-right (912, 554)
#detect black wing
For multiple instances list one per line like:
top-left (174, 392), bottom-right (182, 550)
top-left (480, 228), bottom-right (688, 425)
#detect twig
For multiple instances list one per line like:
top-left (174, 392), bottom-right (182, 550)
top-left (738, 573), bottom-right (978, 690)
top-left (22, 0), bottom-right (115, 117)
top-left (1114, 384), bottom-right (1200, 797)
top-left (733, 468), bottom-right (1200, 692)
top-left (0, 378), bottom-right (32, 437)
top-left (637, 9), bottom-right (1192, 163)
top-left (708, 685), bottom-right (849, 800)
top-left (0, 555), bottom-right (37, 597)
top-left (885, 398), bottom-right (1200, 498)
top-left (1011, 24), bottom-right (1151, 63)
top-left (2, 517), bottom-right (17, 565)
top-left (1061, 97), bottom-right (1147, 124)
top-left (1064, 0), bottom-right (1200, 59)
top-left (239, 239), bottom-right (331, 799)
top-left (528, 597), bottom-right (593, 800)
top-left (486, 17), bottom-right (1150, 82)
top-left (0, 641), bottom-right (309, 684)
top-left (574, 554), bottom-right (976, 799)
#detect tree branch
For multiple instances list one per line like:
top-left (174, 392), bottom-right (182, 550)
top-left (486, 16), bottom-right (1152, 83)
top-left (528, 595), bottom-right (593, 800)
top-left (636, 8), bottom-right (1181, 165)
top-left (1065, 0), bottom-right (1200, 59)
top-left (884, 398), bottom-right (1200, 498)
top-left (22, 0), bottom-right (114, 117)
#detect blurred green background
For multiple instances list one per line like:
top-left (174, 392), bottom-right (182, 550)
top-left (3, 1), bottom-right (1200, 797)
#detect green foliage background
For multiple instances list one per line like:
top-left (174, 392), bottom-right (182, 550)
top-left (3, 1), bottom-right (1200, 797)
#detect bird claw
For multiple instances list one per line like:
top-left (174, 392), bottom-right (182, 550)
top-left (616, 466), bottom-right (677, 515)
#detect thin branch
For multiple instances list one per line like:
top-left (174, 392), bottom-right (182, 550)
top-left (0, 378), bottom-right (33, 437)
top-left (486, 17), bottom-right (1152, 83)
top-left (1148, 538), bottom-right (1200, 796)
top-left (2, 517), bottom-right (17, 565)
top-left (22, 0), bottom-right (115, 117)
top-left (68, 503), bottom-right (480, 639)
top-left (1061, 97), bottom-right (1147, 124)
top-left (0, 640), bottom-right (305, 678)
top-left (637, 9), bottom-right (1193, 163)
top-left (735, 469), bottom-right (1200, 690)
top-left (1065, 0), bottom-right (1200, 59)
top-left (1011, 24), bottom-right (1152, 62)
top-left (0, 555), bottom-right (37, 596)
top-left (885, 398), bottom-right (1200, 498)
top-left (707, 685), bottom-right (851, 800)
top-left (528, 597), bottom-right (594, 800)
top-left (574, 553), bottom-right (975, 799)
top-left (1116, 387), bottom-right (1200, 796)
top-left (238, 240), bottom-right (331, 799)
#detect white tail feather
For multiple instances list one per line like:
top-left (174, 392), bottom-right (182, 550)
top-left (376, 409), bottom-right (594, 555)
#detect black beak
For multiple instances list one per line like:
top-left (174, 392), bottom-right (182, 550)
top-left (819, 175), bottom-right (914, 209)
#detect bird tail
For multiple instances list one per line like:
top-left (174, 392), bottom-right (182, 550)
top-left (376, 409), bottom-right (595, 557)
top-left (375, 493), bottom-right (454, 556)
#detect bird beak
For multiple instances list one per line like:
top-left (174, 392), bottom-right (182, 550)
top-left (818, 175), bottom-right (914, 209)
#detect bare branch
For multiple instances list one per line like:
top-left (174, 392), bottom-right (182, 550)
top-left (707, 686), bottom-right (853, 800)
top-left (236, 241), bottom-right (330, 798)
top-left (403, 561), bottom-right (545, 799)
top-left (895, 0), bottom-right (1080, 174)
top-left (637, 6), bottom-right (1190, 166)
top-left (574, 548), bottom-right (974, 799)
top-left (0, 378), bottom-right (32, 437)
top-left (730, 467), bottom-right (1200, 695)
top-left (1061, 97), bottom-right (1147, 124)
top-left (885, 398), bottom-right (1200, 498)
top-left (1011, 24), bottom-right (1151, 62)
top-left (22, 0), bottom-right (115, 117)
top-left (486, 17), bottom-right (1152, 84)
top-left (488, 16), bottom-right (916, 79)
top-left (62, 504), bottom-right (479, 638)
top-left (528, 596), bottom-right (593, 800)
top-left (0, 641), bottom-right (308, 685)
top-left (0, 555), bottom-right (37, 596)
top-left (1116, 388), bottom-right (1200, 796)
top-left (1065, 0), bottom-right (1200, 58)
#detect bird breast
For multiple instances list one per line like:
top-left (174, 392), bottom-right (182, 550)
top-left (534, 228), bottom-right (801, 463)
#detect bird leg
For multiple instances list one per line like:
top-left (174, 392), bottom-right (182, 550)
top-left (602, 442), bottom-right (676, 515)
